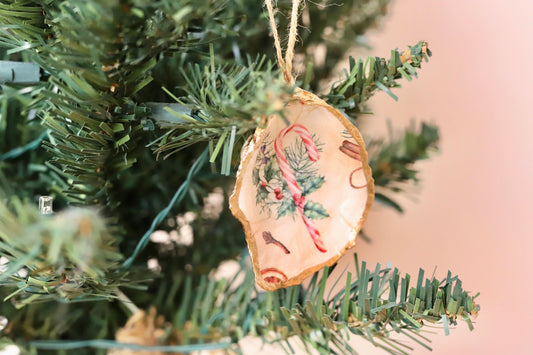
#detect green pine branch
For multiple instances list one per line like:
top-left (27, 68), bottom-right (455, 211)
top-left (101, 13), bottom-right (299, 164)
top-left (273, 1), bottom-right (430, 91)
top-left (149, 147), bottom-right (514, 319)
top-left (151, 55), bottom-right (293, 173)
top-left (324, 41), bottom-right (431, 118)
top-left (303, 0), bottom-right (392, 91)
top-left (11, 259), bottom-right (479, 354)
top-left (0, 83), bottom-right (57, 206)
top-left (0, 0), bottom-right (227, 205)
top-left (369, 122), bottom-right (440, 212)
top-left (0, 194), bottom-right (135, 308)
top-left (0, 147), bottom-right (236, 308)
top-left (0, 1), bottom-right (46, 52)
top-left (150, 41), bottom-right (431, 173)
top-left (176, 260), bottom-right (479, 355)
top-left (35, 0), bottom-right (194, 205)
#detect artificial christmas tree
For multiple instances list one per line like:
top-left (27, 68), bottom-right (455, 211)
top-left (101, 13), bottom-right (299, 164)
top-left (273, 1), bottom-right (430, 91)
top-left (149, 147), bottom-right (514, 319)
top-left (0, 0), bottom-right (479, 354)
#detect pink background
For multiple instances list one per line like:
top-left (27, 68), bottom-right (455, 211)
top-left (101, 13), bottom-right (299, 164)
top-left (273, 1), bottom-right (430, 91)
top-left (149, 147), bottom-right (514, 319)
top-left (343, 0), bottom-right (533, 353)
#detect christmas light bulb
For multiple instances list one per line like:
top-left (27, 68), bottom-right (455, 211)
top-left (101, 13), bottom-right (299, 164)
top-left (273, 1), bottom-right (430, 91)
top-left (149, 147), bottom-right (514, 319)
top-left (39, 196), bottom-right (53, 215)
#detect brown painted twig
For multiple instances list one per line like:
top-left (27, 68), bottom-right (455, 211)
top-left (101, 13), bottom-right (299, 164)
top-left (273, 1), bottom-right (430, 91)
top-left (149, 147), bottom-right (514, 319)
top-left (262, 231), bottom-right (291, 254)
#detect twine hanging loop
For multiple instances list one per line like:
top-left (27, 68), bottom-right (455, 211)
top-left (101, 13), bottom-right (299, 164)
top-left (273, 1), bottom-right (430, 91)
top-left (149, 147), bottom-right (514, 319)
top-left (264, 0), bottom-right (302, 85)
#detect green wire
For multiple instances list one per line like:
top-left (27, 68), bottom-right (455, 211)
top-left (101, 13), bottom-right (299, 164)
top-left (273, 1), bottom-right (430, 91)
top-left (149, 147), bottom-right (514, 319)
top-left (0, 130), bottom-right (48, 161)
top-left (121, 147), bottom-right (208, 269)
top-left (28, 339), bottom-right (231, 352)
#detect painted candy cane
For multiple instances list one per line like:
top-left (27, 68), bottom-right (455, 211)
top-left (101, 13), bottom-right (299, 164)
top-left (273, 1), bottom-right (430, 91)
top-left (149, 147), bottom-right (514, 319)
top-left (274, 124), bottom-right (327, 253)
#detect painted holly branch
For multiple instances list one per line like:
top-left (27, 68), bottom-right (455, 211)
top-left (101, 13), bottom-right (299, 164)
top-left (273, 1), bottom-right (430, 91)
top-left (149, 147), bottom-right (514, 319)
top-left (253, 124), bottom-right (330, 252)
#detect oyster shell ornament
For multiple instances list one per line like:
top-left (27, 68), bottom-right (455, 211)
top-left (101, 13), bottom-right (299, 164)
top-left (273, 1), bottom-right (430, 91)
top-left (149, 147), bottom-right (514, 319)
top-left (230, 0), bottom-right (374, 291)
top-left (230, 90), bottom-right (374, 291)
